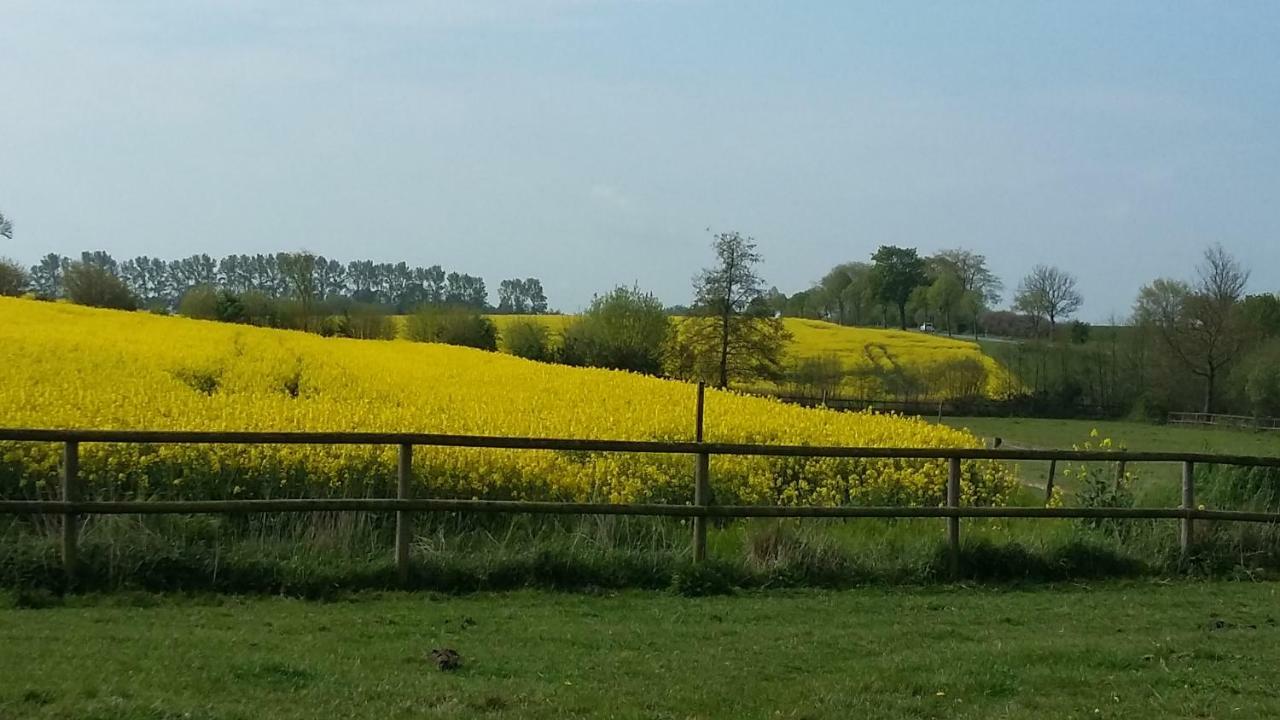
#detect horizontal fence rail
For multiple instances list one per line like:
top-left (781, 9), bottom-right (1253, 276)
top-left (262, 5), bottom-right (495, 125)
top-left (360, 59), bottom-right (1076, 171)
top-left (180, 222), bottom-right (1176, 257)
top-left (3, 427), bottom-right (1280, 467)
top-left (4, 382), bottom-right (1280, 586)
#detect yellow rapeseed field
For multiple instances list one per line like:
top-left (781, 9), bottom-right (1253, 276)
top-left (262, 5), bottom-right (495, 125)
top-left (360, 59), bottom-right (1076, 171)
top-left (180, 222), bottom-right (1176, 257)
top-left (0, 298), bottom-right (1016, 506)
top-left (486, 314), bottom-right (1013, 399)
top-left (776, 318), bottom-right (1014, 399)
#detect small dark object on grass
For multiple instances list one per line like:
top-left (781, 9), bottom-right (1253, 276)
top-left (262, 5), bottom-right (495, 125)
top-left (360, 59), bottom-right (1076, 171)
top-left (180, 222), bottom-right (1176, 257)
top-left (429, 648), bottom-right (461, 671)
top-left (461, 616), bottom-right (476, 629)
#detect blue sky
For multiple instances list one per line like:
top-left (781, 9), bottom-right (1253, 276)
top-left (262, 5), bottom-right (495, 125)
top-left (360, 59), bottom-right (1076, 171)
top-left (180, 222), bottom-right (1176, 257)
top-left (2, 1), bottom-right (1278, 320)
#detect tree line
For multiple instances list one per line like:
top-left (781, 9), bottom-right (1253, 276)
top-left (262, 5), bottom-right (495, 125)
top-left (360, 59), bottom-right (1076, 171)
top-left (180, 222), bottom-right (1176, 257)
top-left (766, 244), bottom-right (1085, 340)
top-left (12, 250), bottom-right (549, 314)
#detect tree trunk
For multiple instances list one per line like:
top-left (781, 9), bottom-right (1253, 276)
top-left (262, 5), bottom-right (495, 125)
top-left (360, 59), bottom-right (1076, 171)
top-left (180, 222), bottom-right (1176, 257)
top-left (717, 312), bottom-right (730, 389)
top-left (897, 302), bottom-right (908, 330)
top-left (1203, 368), bottom-right (1215, 414)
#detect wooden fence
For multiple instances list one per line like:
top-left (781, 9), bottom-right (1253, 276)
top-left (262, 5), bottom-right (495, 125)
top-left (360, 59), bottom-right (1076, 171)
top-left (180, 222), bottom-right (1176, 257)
top-left (1168, 412), bottom-right (1280, 431)
top-left (3, 387), bottom-right (1280, 584)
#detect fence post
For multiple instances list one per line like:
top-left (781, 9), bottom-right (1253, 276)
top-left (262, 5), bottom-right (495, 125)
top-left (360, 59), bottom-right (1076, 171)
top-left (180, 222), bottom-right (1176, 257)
top-left (396, 443), bottom-right (413, 585)
top-left (1044, 459), bottom-right (1057, 505)
top-left (947, 456), bottom-right (961, 578)
top-left (61, 441), bottom-right (79, 587)
top-left (1181, 460), bottom-right (1195, 560)
top-left (692, 382), bottom-right (710, 563)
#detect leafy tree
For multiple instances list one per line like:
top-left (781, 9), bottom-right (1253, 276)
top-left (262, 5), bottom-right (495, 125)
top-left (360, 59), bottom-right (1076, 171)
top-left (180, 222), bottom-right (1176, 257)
top-left (674, 232), bottom-right (790, 387)
top-left (339, 302), bottom-right (395, 340)
top-left (562, 285), bottom-right (670, 374)
top-left (1134, 245), bottom-right (1250, 414)
top-left (1014, 264), bottom-right (1082, 336)
top-left (29, 253), bottom-right (68, 299)
top-left (1241, 293), bottom-right (1280, 339)
top-left (0, 257), bottom-right (30, 296)
top-left (278, 252), bottom-right (321, 328)
top-left (934, 248), bottom-right (1003, 306)
top-left (497, 278), bottom-right (549, 314)
top-left (870, 245), bottom-right (928, 330)
top-left (63, 262), bottom-right (139, 310)
top-left (502, 319), bottom-right (553, 361)
top-left (404, 305), bottom-right (497, 350)
top-left (0, 211), bottom-right (12, 239)
top-left (927, 271), bottom-right (965, 336)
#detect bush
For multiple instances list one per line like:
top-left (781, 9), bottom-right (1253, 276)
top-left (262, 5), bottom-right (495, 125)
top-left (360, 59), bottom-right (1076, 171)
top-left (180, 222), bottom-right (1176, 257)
top-left (502, 319), bottom-right (553, 361)
top-left (63, 262), bottom-right (138, 310)
top-left (788, 354), bottom-right (844, 397)
top-left (0, 257), bottom-right (29, 297)
top-left (561, 286), bottom-right (670, 374)
top-left (340, 303), bottom-right (397, 340)
top-left (405, 305), bottom-right (497, 350)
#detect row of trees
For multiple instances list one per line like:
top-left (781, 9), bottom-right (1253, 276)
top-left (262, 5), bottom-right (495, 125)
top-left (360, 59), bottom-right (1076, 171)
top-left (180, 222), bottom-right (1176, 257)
top-left (771, 246), bottom-right (1007, 335)
top-left (980, 245), bottom-right (1280, 418)
top-left (771, 246), bottom-right (1084, 340)
top-left (10, 247), bottom-right (546, 314)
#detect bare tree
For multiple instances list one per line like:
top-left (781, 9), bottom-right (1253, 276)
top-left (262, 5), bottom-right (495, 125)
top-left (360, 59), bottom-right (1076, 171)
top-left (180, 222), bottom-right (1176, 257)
top-left (680, 231), bottom-right (790, 388)
top-left (1134, 244), bottom-right (1251, 413)
top-left (934, 248), bottom-right (1003, 306)
top-left (1014, 265), bottom-right (1082, 336)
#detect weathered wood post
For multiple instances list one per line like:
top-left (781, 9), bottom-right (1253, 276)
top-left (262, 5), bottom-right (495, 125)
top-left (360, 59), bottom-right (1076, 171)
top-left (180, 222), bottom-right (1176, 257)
top-left (693, 382), bottom-right (710, 563)
top-left (396, 443), bottom-right (413, 585)
top-left (61, 441), bottom-right (79, 586)
top-left (947, 456), bottom-right (961, 578)
top-left (1044, 459), bottom-right (1057, 505)
top-left (1181, 460), bottom-right (1195, 560)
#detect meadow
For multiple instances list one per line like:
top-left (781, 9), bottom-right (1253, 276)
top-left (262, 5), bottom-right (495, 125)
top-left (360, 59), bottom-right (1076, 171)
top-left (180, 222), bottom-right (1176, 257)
top-left (4, 582), bottom-right (1279, 719)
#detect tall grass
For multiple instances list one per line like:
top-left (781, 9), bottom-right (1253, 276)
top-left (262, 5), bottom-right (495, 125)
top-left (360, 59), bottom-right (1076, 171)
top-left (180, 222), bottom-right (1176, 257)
top-left (4, 506), bottom-right (1278, 597)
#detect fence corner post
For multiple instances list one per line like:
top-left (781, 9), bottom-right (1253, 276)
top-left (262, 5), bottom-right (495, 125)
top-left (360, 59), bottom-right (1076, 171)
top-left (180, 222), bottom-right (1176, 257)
top-left (396, 443), bottom-right (413, 585)
top-left (947, 456), bottom-right (961, 579)
top-left (1180, 460), bottom-right (1195, 562)
top-left (692, 382), bottom-right (710, 563)
top-left (61, 440), bottom-right (79, 588)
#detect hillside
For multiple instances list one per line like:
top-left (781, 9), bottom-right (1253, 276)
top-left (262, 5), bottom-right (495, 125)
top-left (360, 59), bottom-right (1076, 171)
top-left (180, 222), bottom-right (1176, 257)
top-left (0, 298), bottom-right (1015, 506)
top-left (484, 314), bottom-right (1012, 400)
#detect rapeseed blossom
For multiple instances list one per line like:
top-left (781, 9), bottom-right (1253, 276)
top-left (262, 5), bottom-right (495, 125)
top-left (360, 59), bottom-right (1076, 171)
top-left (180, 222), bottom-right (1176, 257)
top-left (0, 298), bottom-right (1017, 506)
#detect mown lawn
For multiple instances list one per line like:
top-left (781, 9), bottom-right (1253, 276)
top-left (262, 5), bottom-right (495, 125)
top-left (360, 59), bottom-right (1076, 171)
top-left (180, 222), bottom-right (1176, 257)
top-left (3, 582), bottom-right (1279, 719)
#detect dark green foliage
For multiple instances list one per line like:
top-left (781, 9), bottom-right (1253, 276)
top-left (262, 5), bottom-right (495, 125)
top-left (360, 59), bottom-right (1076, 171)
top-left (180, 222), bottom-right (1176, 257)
top-left (502, 318), bottom-right (553, 361)
top-left (338, 302), bottom-right (396, 340)
top-left (669, 561), bottom-right (734, 596)
top-left (62, 261), bottom-right (139, 310)
top-left (1069, 320), bottom-right (1091, 344)
top-left (0, 257), bottom-right (29, 296)
top-left (561, 286), bottom-right (670, 374)
top-left (404, 305), bottom-right (498, 350)
top-left (870, 245), bottom-right (928, 330)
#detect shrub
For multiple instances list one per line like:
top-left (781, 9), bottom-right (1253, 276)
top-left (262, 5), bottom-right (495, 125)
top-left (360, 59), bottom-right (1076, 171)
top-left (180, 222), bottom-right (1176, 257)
top-left (405, 305), bottom-right (497, 350)
top-left (502, 319), bottom-right (552, 361)
top-left (0, 258), bottom-right (29, 297)
top-left (561, 286), bottom-right (670, 374)
top-left (63, 262), bottom-right (138, 310)
top-left (341, 303), bottom-right (396, 340)
top-left (788, 353), bottom-right (844, 397)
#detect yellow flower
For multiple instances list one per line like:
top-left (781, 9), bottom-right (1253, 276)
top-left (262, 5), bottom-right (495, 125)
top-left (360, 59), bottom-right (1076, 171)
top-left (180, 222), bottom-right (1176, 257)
top-left (0, 297), bottom-right (1017, 507)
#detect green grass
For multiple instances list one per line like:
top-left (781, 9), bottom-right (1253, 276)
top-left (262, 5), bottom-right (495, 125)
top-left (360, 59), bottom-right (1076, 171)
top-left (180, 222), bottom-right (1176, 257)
top-left (938, 417), bottom-right (1280, 500)
top-left (3, 582), bottom-right (1280, 719)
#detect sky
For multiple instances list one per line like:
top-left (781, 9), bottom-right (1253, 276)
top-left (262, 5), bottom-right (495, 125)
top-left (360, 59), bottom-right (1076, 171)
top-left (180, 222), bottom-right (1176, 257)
top-left (2, 1), bottom-right (1278, 320)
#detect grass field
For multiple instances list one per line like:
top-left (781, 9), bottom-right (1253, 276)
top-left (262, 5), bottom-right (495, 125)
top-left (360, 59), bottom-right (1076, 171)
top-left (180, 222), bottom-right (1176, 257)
top-left (3, 582), bottom-right (1279, 719)
top-left (938, 416), bottom-right (1280, 501)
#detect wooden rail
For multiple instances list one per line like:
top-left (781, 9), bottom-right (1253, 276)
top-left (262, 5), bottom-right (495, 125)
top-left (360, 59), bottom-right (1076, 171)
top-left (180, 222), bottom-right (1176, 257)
top-left (1168, 412), bottom-right (1280, 431)
top-left (3, 383), bottom-right (1280, 586)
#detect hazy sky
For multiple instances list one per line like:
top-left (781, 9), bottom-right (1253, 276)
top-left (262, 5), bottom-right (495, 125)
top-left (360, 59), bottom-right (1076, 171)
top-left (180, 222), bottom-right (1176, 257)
top-left (3, 1), bottom-right (1278, 320)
